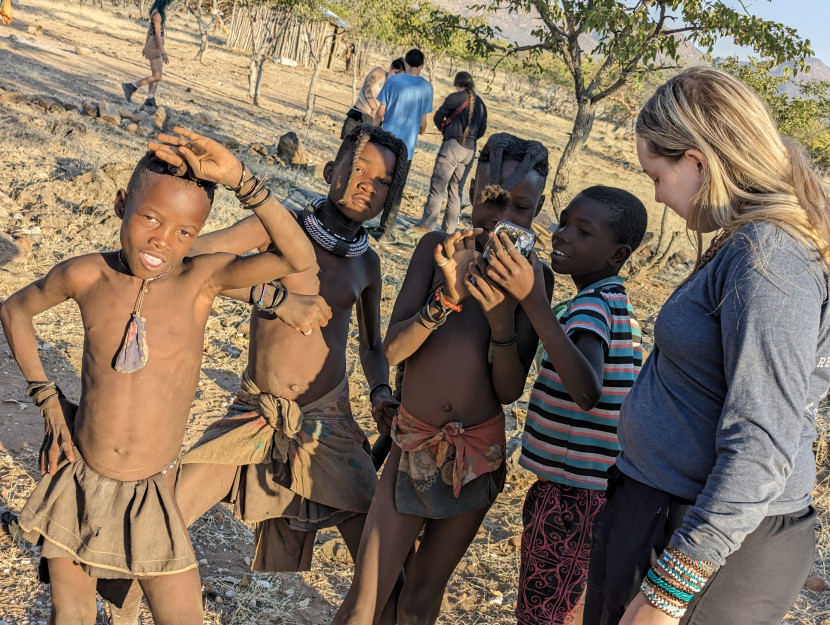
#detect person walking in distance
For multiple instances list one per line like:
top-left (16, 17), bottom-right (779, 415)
top-left (122, 0), bottom-right (171, 110)
top-left (371, 48), bottom-right (433, 244)
top-left (414, 72), bottom-right (487, 233)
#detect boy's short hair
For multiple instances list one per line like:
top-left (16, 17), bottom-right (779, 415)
top-left (126, 152), bottom-right (217, 204)
top-left (391, 58), bottom-right (405, 72)
top-left (404, 49), bottom-right (424, 68)
top-left (476, 134), bottom-right (549, 201)
top-left (334, 124), bottom-right (408, 215)
top-left (578, 185), bottom-right (648, 250)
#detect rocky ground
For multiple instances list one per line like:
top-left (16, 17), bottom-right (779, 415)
top-left (0, 1), bottom-right (827, 623)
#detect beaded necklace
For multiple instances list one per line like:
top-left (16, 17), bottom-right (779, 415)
top-left (301, 196), bottom-right (369, 257)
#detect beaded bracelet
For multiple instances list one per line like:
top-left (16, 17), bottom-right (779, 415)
top-left (645, 578), bottom-right (687, 610)
top-left (656, 561), bottom-right (699, 594)
top-left (647, 568), bottom-right (695, 602)
top-left (225, 161), bottom-right (252, 193)
top-left (664, 545), bottom-right (717, 577)
top-left (434, 287), bottom-right (462, 313)
top-left (641, 580), bottom-right (686, 619)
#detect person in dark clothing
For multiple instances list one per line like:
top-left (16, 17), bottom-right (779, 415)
top-left (414, 72), bottom-right (487, 233)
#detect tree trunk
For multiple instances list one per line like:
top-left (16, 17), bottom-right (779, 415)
top-left (351, 37), bottom-right (362, 105)
top-left (550, 95), bottom-right (595, 215)
top-left (188, 4), bottom-right (214, 63)
top-left (304, 57), bottom-right (323, 123)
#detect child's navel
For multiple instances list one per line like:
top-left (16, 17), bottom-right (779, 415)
top-left (442, 402), bottom-right (452, 412)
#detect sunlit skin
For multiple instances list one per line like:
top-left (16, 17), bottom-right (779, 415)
top-left (636, 137), bottom-right (709, 230)
top-left (331, 158), bottom-right (553, 625)
top-left (0, 126), bottom-right (315, 625)
top-left (165, 141), bottom-right (401, 620)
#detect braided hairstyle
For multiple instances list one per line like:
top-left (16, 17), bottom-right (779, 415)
top-left (454, 72), bottom-right (476, 146)
top-left (335, 123), bottom-right (409, 215)
top-left (475, 133), bottom-right (549, 205)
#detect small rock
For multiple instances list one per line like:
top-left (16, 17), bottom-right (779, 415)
top-left (248, 599), bottom-right (257, 608)
top-left (75, 46), bottom-right (93, 56)
top-left (81, 100), bottom-right (98, 117)
top-left (277, 131), bottom-right (306, 166)
top-left (97, 101), bottom-right (121, 125)
top-left (199, 558), bottom-right (208, 565)
top-left (35, 97), bottom-right (63, 113)
top-left (240, 574), bottom-right (250, 587)
top-left (62, 102), bottom-right (79, 112)
top-left (213, 595), bottom-right (223, 605)
top-left (150, 105), bottom-right (168, 130)
top-left (805, 576), bottom-right (827, 592)
top-left (256, 579), bottom-right (271, 589)
top-left (127, 122), bottom-right (139, 133)
top-left (0, 92), bottom-right (22, 104)
top-left (224, 589), bottom-right (235, 598)
top-left (508, 535), bottom-right (521, 548)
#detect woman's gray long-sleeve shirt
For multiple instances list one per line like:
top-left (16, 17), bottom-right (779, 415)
top-left (617, 221), bottom-right (830, 566)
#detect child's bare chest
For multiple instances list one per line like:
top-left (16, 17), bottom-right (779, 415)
top-left (317, 256), bottom-right (370, 312)
top-left (77, 279), bottom-right (207, 357)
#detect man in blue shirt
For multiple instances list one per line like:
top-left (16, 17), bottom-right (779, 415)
top-left (372, 48), bottom-right (433, 244)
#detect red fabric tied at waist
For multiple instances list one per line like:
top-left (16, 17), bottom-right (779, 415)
top-left (392, 405), bottom-right (506, 497)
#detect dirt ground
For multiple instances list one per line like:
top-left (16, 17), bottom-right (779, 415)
top-left (0, 1), bottom-right (827, 623)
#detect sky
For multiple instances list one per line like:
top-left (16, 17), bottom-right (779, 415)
top-left (709, 0), bottom-right (830, 62)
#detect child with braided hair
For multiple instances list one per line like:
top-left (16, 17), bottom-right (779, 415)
top-left (109, 123), bottom-right (412, 622)
top-left (415, 71), bottom-right (488, 233)
top-left (332, 133), bottom-right (553, 625)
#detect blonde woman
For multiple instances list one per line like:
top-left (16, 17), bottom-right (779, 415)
top-left (584, 66), bottom-right (830, 625)
top-left (122, 0), bottom-right (171, 109)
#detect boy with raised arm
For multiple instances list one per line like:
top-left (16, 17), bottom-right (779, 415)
top-left (332, 133), bottom-right (553, 625)
top-left (481, 186), bottom-right (647, 625)
top-left (0, 128), bottom-right (314, 624)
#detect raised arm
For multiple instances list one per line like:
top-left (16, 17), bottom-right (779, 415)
top-left (467, 240), bottom-right (553, 404)
top-left (0, 260), bottom-right (88, 474)
top-left (484, 234), bottom-right (603, 409)
top-left (149, 127), bottom-right (315, 291)
top-left (383, 229), bottom-right (481, 366)
top-left (189, 214), bottom-right (270, 257)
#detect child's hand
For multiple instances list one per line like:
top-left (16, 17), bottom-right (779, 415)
top-left (274, 293), bottom-right (332, 336)
top-left (466, 252), bottom-right (517, 318)
top-left (485, 232), bottom-right (547, 302)
top-left (434, 229), bottom-right (484, 303)
top-left (371, 387), bottom-right (399, 435)
top-left (148, 126), bottom-right (242, 189)
top-left (39, 397), bottom-right (77, 476)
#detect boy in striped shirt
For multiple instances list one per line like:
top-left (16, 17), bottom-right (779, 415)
top-left (482, 185), bottom-right (647, 624)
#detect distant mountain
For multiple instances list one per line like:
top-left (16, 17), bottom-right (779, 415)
top-left (771, 57), bottom-right (830, 96)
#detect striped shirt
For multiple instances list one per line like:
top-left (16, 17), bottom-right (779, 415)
top-left (520, 276), bottom-right (642, 490)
